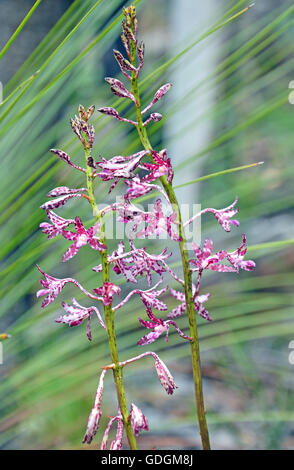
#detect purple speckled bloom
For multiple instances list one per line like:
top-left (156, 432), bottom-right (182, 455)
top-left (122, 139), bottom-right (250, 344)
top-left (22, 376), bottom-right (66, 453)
top-left (83, 370), bottom-right (106, 444)
top-left (36, 265), bottom-right (102, 308)
top-left (184, 197), bottom-right (240, 233)
top-left (36, 265), bottom-right (73, 308)
top-left (113, 280), bottom-right (168, 312)
top-left (93, 282), bottom-right (121, 306)
top-left (168, 288), bottom-right (211, 321)
top-left (227, 234), bottom-right (256, 272)
top-left (40, 210), bottom-right (75, 239)
top-left (93, 241), bottom-right (138, 283)
top-left (61, 216), bottom-right (106, 262)
top-left (143, 149), bottom-right (173, 184)
top-left (130, 403), bottom-right (149, 437)
top-left (135, 199), bottom-right (181, 241)
top-left (95, 151), bottom-right (148, 193)
top-left (55, 297), bottom-right (106, 341)
top-left (123, 176), bottom-right (169, 202)
top-left (138, 304), bottom-right (193, 345)
top-left (189, 239), bottom-right (233, 273)
top-left (95, 238), bottom-right (170, 286)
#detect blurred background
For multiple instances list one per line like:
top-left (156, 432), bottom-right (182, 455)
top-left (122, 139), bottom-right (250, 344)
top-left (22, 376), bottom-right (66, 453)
top-left (0, 0), bottom-right (294, 450)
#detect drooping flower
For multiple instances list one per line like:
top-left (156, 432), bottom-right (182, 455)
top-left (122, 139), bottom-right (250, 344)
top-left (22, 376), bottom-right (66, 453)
top-left (40, 210), bottom-right (75, 239)
top-left (127, 241), bottom-right (171, 286)
top-left (168, 287), bottom-right (211, 321)
top-left (36, 265), bottom-right (102, 308)
top-left (142, 149), bottom-right (173, 184)
top-left (93, 282), bottom-right (121, 306)
top-left (100, 412), bottom-right (124, 450)
top-left (130, 403), bottom-right (149, 437)
top-left (227, 234), bottom-right (256, 272)
top-left (55, 298), bottom-right (106, 341)
top-left (118, 351), bottom-right (178, 395)
top-left (138, 304), bottom-right (193, 345)
top-left (61, 216), bottom-right (106, 262)
top-left (83, 370), bottom-right (107, 444)
top-left (153, 354), bottom-right (178, 395)
top-left (110, 416), bottom-right (124, 450)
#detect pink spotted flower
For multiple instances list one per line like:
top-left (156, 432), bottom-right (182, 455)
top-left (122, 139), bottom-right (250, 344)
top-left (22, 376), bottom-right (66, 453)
top-left (142, 149), bottom-right (173, 184)
top-left (61, 216), bottom-right (106, 262)
top-left (55, 297), bottom-right (106, 341)
top-left (227, 234), bottom-right (256, 272)
top-left (138, 305), bottom-right (193, 345)
top-left (40, 210), bottom-right (74, 239)
top-left (93, 282), bottom-right (121, 306)
top-left (168, 287), bottom-right (211, 321)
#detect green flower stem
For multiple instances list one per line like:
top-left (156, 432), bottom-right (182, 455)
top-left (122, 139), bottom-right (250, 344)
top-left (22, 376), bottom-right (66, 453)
top-left (130, 46), bottom-right (210, 450)
top-left (84, 145), bottom-right (138, 450)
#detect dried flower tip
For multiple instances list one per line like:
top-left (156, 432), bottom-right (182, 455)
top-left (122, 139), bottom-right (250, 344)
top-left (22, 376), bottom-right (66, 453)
top-left (87, 156), bottom-right (95, 168)
top-left (130, 403), bottom-right (149, 437)
top-left (137, 41), bottom-right (145, 63)
top-left (78, 104), bottom-right (86, 121)
top-left (86, 105), bottom-right (95, 120)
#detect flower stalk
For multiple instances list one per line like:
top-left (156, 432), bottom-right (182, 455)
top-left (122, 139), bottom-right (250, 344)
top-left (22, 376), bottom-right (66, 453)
top-left (83, 135), bottom-right (138, 450)
top-left (128, 31), bottom-right (210, 451)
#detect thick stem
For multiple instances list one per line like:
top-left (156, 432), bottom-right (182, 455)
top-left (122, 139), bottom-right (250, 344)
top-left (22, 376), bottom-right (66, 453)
top-left (84, 144), bottom-right (138, 450)
top-left (130, 52), bottom-right (210, 449)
